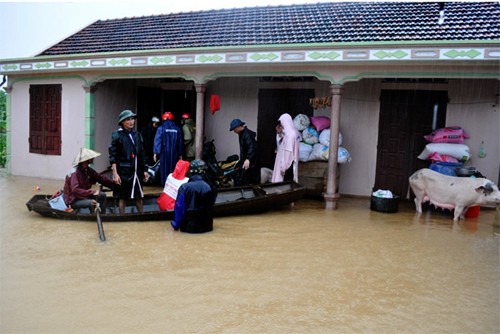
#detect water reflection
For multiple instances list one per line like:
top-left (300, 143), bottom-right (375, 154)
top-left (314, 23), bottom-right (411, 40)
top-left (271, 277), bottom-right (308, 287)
top-left (1, 172), bottom-right (499, 333)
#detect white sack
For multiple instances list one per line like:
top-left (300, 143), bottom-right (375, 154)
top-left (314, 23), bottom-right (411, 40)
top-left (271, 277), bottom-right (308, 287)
top-left (418, 143), bottom-right (471, 161)
top-left (302, 126), bottom-right (319, 145)
top-left (293, 114), bottom-right (310, 131)
top-left (299, 142), bottom-right (313, 162)
top-left (308, 144), bottom-right (351, 164)
top-left (318, 129), bottom-right (343, 147)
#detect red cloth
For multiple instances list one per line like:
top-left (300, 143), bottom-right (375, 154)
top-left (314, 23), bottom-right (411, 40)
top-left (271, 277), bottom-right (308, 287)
top-left (210, 95), bottom-right (220, 114)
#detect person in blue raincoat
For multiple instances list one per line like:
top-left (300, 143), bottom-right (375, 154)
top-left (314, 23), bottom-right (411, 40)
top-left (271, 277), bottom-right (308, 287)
top-left (171, 160), bottom-right (217, 234)
top-left (153, 112), bottom-right (184, 186)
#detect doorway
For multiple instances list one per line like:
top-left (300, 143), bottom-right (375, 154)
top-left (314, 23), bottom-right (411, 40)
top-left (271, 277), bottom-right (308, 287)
top-left (137, 87), bottom-right (196, 128)
top-left (374, 90), bottom-right (448, 198)
top-left (257, 89), bottom-right (314, 168)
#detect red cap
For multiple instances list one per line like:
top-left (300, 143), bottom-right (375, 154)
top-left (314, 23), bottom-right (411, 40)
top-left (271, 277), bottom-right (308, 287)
top-left (181, 113), bottom-right (190, 119)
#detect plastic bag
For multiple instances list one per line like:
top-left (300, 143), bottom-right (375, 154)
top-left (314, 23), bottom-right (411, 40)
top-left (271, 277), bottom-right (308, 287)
top-left (293, 114), bottom-right (310, 131)
top-left (302, 126), bottom-right (319, 145)
top-left (48, 190), bottom-right (69, 211)
top-left (308, 144), bottom-right (351, 164)
top-left (310, 116), bottom-right (331, 132)
top-left (299, 142), bottom-right (313, 162)
top-left (423, 126), bottom-right (469, 144)
top-left (318, 129), bottom-right (343, 147)
top-left (372, 189), bottom-right (393, 198)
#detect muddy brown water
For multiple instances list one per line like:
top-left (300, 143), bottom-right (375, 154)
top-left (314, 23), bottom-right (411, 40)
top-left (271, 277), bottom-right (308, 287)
top-left (1, 171), bottom-right (499, 334)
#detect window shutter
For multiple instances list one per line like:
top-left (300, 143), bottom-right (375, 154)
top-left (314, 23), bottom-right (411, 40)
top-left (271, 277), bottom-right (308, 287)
top-left (29, 84), bottom-right (62, 155)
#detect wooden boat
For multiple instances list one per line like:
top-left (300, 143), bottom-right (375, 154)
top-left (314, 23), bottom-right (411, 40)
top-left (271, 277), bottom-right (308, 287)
top-left (26, 181), bottom-right (306, 222)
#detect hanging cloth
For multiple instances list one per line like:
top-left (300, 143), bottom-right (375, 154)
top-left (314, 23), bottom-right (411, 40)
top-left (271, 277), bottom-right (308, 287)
top-left (210, 95), bottom-right (220, 114)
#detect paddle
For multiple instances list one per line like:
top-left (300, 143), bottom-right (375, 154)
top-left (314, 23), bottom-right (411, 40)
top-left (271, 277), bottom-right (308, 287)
top-left (95, 202), bottom-right (106, 241)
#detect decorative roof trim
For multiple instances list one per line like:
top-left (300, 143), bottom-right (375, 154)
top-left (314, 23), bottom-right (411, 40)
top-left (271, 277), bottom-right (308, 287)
top-left (6, 69), bottom-right (498, 89)
top-left (2, 40), bottom-right (499, 63)
top-left (1, 46), bottom-right (498, 75)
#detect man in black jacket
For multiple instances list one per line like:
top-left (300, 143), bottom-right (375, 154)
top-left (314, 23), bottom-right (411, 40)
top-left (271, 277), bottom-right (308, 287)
top-left (171, 160), bottom-right (217, 233)
top-left (109, 110), bottom-right (150, 214)
top-left (229, 119), bottom-right (261, 186)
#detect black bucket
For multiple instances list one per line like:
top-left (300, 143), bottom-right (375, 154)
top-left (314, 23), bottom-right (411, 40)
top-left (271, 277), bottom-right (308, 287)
top-left (370, 195), bottom-right (400, 213)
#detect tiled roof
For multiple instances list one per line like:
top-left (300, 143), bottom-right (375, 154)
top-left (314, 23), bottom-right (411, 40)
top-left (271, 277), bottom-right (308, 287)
top-left (38, 2), bottom-right (500, 56)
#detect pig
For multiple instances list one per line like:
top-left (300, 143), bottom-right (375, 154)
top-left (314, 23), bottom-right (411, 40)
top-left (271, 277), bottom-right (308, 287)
top-left (409, 168), bottom-right (500, 221)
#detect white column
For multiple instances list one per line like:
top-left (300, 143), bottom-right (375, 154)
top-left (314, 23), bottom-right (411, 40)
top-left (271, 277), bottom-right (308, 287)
top-left (194, 84), bottom-right (206, 160)
top-left (324, 84), bottom-right (344, 210)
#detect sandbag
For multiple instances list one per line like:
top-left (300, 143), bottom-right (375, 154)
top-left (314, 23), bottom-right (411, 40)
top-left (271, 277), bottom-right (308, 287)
top-left (302, 126), bottom-right (319, 145)
top-left (318, 129), bottom-right (343, 147)
top-left (310, 116), bottom-right (331, 132)
top-left (424, 126), bottom-right (469, 144)
top-left (293, 114), bottom-right (310, 131)
top-left (418, 143), bottom-right (470, 161)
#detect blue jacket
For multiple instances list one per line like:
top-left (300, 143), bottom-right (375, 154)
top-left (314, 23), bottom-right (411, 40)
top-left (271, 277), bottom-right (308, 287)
top-left (171, 175), bottom-right (217, 233)
top-left (153, 120), bottom-right (184, 185)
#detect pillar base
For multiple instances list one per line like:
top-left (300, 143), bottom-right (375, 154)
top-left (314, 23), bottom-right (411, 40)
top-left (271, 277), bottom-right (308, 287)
top-left (323, 192), bottom-right (340, 210)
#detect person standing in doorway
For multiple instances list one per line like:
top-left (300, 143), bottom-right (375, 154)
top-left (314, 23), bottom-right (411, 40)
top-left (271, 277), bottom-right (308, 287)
top-left (229, 118), bottom-right (260, 185)
top-left (153, 111), bottom-right (184, 186)
top-left (181, 113), bottom-right (196, 161)
top-left (272, 113), bottom-right (300, 183)
top-left (109, 110), bottom-right (150, 214)
top-left (140, 115), bottom-right (160, 166)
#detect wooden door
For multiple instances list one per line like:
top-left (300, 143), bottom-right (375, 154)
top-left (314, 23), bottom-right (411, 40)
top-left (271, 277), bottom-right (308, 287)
top-left (257, 89), bottom-right (314, 168)
top-left (374, 90), bottom-right (448, 198)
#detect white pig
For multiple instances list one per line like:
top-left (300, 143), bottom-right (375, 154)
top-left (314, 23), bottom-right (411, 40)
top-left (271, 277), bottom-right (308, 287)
top-left (409, 168), bottom-right (500, 221)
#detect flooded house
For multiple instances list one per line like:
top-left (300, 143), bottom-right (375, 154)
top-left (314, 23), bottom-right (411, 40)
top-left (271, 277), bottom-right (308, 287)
top-left (1, 2), bottom-right (499, 209)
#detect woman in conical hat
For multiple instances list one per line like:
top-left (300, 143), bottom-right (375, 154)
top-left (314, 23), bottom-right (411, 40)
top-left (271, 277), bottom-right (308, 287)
top-left (63, 147), bottom-right (116, 213)
top-left (72, 147), bottom-right (101, 165)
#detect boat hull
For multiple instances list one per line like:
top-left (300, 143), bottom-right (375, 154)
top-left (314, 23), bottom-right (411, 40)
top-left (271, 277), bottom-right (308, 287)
top-left (26, 182), bottom-right (306, 222)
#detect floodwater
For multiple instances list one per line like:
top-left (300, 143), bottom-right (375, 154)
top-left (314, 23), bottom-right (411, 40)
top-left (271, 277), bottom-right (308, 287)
top-left (1, 171), bottom-right (499, 334)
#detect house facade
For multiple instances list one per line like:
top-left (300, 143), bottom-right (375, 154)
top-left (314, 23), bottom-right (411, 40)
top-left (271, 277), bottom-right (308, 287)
top-left (1, 2), bottom-right (499, 208)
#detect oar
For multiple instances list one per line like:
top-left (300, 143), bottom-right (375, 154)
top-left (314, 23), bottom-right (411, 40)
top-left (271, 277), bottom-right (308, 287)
top-left (95, 202), bottom-right (106, 241)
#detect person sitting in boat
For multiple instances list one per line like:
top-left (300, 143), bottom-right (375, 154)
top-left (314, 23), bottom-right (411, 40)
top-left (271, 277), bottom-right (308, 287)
top-left (157, 159), bottom-right (190, 211)
top-left (171, 159), bottom-right (217, 233)
top-left (63, 148), bottom-right (116, 214)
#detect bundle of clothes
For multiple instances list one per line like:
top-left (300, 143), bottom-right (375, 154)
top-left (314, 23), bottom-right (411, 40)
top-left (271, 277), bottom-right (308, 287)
top-left (293, 114), bottom-right (351, 164)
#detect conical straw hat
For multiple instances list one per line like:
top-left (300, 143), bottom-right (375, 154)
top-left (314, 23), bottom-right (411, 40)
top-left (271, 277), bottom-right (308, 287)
top-left (72, 147), bottom-right (101, 165)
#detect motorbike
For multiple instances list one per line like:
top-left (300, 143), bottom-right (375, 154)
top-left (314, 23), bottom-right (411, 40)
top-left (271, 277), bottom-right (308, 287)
top-left (202, 140), bottom-right (240, 188)
top-left (145, 160), bottom-right (162, 186)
